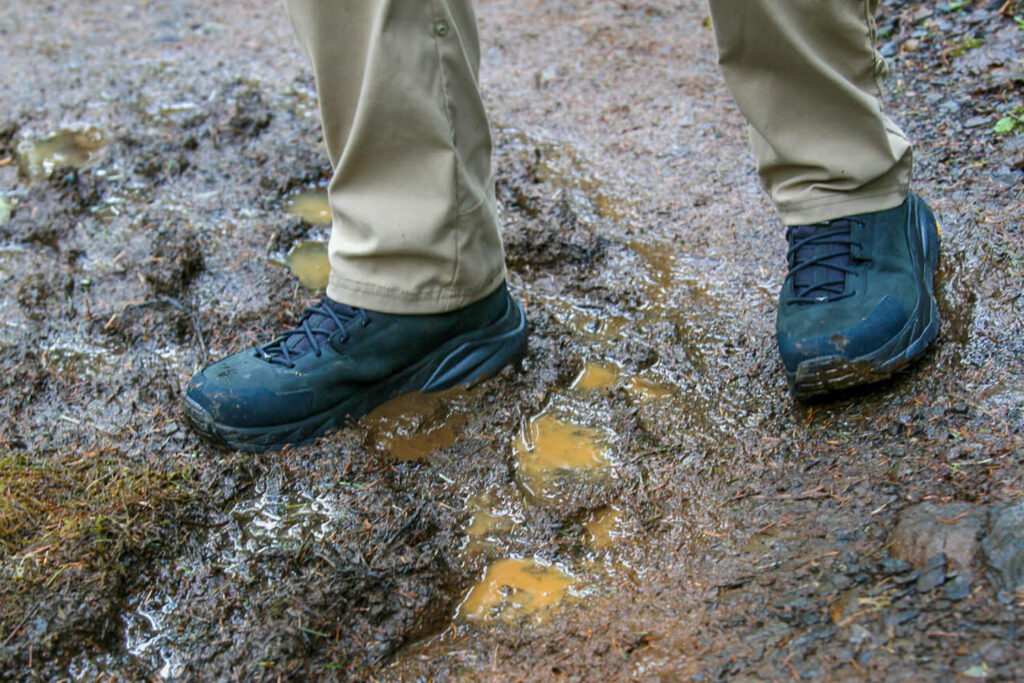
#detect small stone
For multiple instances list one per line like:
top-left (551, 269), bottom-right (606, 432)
top-left (916, 553), bottom-right (949, 592)
top-left (889, 502), bottom-right (985, 569)
top-left (0, 196), bottom-right (10, 228)
top-left (892, 570), bottom-right (921, 585)
top-left (943, 571), bottom-right (973, 601)
top-left (964, 115), bottom-right (990, 128)
top-left (884, 610), bottom-right (919, 628)
top-left (982, 500), bottom-right (1024, 592)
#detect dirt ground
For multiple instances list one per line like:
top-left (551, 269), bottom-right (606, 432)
top-left (1, 0), bottom-right (1023, 680)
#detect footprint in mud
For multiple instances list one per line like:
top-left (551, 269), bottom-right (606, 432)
top-left (513, 411), bottom-right (613, 499)
top-left (583, 505), bottom-right (623, 551)
top-left (15, 127), bottom-right (105, 180)
top-left (463, 494), bottom-right (519, 551)
top-left (572, 360), bottom-right (675, 403)
top-left (458, 558), bottom-right (575, 623)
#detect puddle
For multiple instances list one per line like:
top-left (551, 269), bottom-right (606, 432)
top-left (227, 486), bottom-right (344, 573)
top-left (573, 361), bottom-right (621, 391)
top-left (283, 189), bottom-right (332, 225)
top-left (513, 412), bottom-right (612, 498)
top-left (572, 361), bottom-right (675, 403)
top-left (584, 506), bottom-right (623, 550)
top-left (463, 495), bottom-right (518, 550)
top-left (122, 593), bottom-right (185, 680)
top-left (364, 391), bottom-right (467, 461)
top-left (626, 376), bottom-right (674, 403)
top-left (458, 558), bottom-right (574, 623)
top-left (285, 240), bottom-right (330, 292)
top-left (630, 240), bottom-right (676, 303)
top-left (15, 128), bottom-right (105, 180)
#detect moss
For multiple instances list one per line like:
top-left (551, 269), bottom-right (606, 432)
top-left (0, 448), bottom-right (194, 633)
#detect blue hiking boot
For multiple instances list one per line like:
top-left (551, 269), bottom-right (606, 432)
top-left (777, 193), bottom-right (941, 399)
top-left (184, 282), bottom-right (527, 452)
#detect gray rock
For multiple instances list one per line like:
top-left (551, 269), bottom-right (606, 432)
top-left (889, 502), bottom-right (985, 569)
top-left (943, 570), bottom-right (974, 601)
top-left (916, 553), bottom-right (949, 593)
top-left (982, 500), bottom-right (1024, 592)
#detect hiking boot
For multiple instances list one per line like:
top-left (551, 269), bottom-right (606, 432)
top-left (777, 193), bottom-right (941, 399)
top-left (184, 282), bottom-right (527, 452)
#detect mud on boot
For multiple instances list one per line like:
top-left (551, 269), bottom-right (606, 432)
top-left (776, 193), bottom-right (941, 399)
top-left (184, 282), bottom-right (527, 452)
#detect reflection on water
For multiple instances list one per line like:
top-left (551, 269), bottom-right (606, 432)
top-left (463, 494), bottom-right (517, 551)
top-left (572, 361), bottom-right (621, 391)
top-left (458, 558), bottom-right (574, 623)
top-left (626, 376), bottom-right (673, 403)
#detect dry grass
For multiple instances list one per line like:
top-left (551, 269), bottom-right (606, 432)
top-left (0, 448), bottom-right (193, 621)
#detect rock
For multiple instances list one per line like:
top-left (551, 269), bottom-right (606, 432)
top-left (889, 502), bottom-right (985, 569)
top-left (943, 571), bottom-right (973, 601)
top-left (982, 500), bottom-right (1024, 592)
top-left (916, 553), bottom-right (949, 593)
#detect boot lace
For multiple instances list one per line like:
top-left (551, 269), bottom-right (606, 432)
top-left (254, 299), bottom-right (368, 368)
top-left (785, 219), bottom-right (863, 304)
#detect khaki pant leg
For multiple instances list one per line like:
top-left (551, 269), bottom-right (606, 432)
top-left (709, 0), bottom-right (913, 226)
top-left (284, 0), bottom-right (506, 314)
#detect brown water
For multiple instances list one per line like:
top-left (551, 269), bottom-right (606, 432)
top-left (463, 494), bottom-right (518, 551)
top-left (513, 412), bottom-right (612, 498)
top-left (458, 558), bottom-right (575, 623)
top-left (363, 391), bottom-right (467, 461)
top-left (583, 506), bottom-right (623, 550)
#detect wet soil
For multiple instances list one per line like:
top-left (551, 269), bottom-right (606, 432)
top-left (1, 0), bottom-right (1022, 680)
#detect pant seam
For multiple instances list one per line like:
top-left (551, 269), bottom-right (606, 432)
top-left (431, 0), bottom-right (463, 291)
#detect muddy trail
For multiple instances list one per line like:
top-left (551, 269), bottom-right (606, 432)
top-left (1, 0), bottom-right (1022, 680)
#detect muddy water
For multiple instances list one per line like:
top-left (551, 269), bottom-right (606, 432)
top-left (513, 412), bottom-right (613, 499)
top-left (285, 240), bottom-right (330, 291)
top-left (583, 506), bottom-right (623, 551)
top-left (458, 558), bottom-right (575, 623)
top-left (15, 128), bottom-right (105, 180)
top-left (363, 390), bottom-right (467, 461)
top-left (283, 189), bottom-right (331, 225)
top-left (463, 494), bottom-right (518, 549)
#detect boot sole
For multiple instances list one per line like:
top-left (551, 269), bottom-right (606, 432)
top-left (184, 296), bottom-right (528, 452)
top-left (789, 195), bottom-right (941, 399)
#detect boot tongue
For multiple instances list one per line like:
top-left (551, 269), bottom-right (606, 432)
top-left (788, 222), bottom-right (854, 300)
top-left (284, 297), bottom-right (359, 354)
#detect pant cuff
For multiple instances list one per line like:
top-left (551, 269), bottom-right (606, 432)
top-left (326, 265), bottom-right (507, 315)
top-left (777, 184), bottom-right (910, 226)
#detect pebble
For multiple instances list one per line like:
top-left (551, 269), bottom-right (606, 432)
top-left (963, 115), bottom-right (991, 128)
top-left (916, 553), bottom-right (949, 593)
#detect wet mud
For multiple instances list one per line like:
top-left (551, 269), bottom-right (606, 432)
top-left (1, 0), bottom-right (1022, 680)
